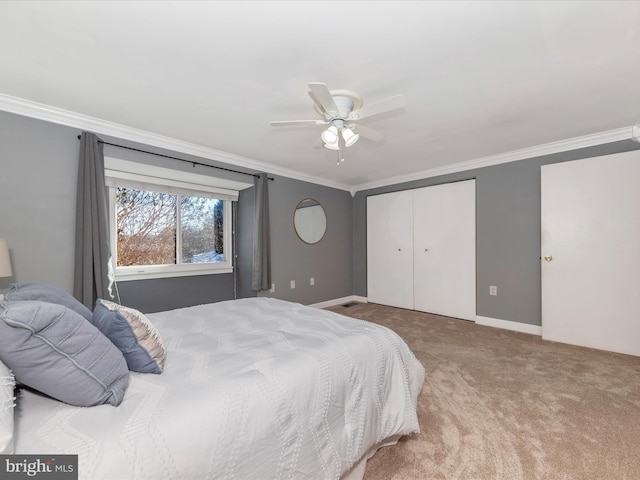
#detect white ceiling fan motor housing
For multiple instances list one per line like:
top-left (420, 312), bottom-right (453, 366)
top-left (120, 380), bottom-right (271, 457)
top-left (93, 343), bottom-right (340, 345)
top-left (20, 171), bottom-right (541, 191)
top-left (314, 89), bottom-right (363, 120)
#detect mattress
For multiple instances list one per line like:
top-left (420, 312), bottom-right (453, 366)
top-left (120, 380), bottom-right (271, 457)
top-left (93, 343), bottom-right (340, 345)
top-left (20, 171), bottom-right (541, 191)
top-left (13, 297), bottom-right (424, 480)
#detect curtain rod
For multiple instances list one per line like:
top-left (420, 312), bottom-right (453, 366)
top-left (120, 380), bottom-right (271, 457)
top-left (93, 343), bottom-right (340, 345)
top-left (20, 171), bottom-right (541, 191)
top-left (76, 135), bottom-right (274, 181)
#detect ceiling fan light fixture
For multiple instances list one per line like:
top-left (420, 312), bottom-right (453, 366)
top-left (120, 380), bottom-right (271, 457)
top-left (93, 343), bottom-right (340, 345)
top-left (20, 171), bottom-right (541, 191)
top-left (271, 83), bottom-right (404, 156)
top-left (342, 128), bottom-right (359, 147)
top-left (321, 125), bottom-right (339, 145)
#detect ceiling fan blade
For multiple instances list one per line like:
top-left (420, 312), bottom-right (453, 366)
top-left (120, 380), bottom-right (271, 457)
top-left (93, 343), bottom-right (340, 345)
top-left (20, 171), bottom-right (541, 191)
top-left (351, 124), bottom-right (385, 142)
top-left (308, 83), bottom-right (339, 116)
top-left (308, 91), bottom-right (324, 113)
top-left (348, 94), bottom-right (406, 121)
top-left (270, 120), bottom-right (327, 126)
top-left (313, 137), bottom-right (324, 149)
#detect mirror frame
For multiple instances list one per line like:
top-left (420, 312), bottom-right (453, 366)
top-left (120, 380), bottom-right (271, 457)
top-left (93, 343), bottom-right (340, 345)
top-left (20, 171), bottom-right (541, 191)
top-left (293, 198), bottom-right (327, 245)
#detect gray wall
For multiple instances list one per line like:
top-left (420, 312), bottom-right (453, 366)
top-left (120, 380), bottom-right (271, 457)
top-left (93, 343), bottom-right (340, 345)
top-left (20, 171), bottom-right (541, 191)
top-left (258, 175), bottom-right (353, 305)
top-left (353, 140), bottom-right (640, 326)
top-left (0, 111), bottom-right (79, 293)
top-left (117, 275), bottom-right (235, 313)
top-left (0, 110), bottom-right (353, 311)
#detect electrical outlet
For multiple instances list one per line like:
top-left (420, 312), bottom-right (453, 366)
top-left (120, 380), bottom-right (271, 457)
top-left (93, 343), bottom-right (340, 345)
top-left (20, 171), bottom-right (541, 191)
top-left (290, 280), bottom-right (296, 289)
top-left (489, 285), bottom-right (497, 296)
top-left (310, 277), bottom-right (315, 286)
top-left (270, 283), bottom-right (275, 293)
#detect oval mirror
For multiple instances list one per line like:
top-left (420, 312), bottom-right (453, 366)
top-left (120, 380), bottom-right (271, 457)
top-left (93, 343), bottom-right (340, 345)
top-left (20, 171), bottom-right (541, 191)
top-left (293, 198), bottom-right (327, 244)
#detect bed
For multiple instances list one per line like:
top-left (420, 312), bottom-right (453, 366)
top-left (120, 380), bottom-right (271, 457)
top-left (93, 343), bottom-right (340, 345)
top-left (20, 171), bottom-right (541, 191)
top-left (2, 294), bottom-right (424, 480)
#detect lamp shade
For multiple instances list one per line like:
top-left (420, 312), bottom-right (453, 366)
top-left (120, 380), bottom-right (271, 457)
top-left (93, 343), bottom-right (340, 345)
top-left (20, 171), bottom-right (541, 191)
top-left (321, 125), bottom-right (339, 145)
top-left (0, 238), bottom-right (12, 278)
top-left (322, 125), bottom-right (340, 150)
top-left (342, 128), bottom-right (359, 147)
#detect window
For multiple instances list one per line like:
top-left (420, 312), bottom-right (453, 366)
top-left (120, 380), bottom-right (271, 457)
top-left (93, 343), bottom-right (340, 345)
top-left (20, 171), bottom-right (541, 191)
top-left (105, 158), bottom-right (251, 281)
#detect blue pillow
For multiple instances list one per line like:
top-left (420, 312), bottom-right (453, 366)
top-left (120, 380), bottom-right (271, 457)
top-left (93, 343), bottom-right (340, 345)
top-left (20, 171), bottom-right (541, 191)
top-left (0, 300), bottom-right (129, 407)
top-left (92, 299), bottom-right (166, 374)
top-left (5, 283), bottom-right (92, 322)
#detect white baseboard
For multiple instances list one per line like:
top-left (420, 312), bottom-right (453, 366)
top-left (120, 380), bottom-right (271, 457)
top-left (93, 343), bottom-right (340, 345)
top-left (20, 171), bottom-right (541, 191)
top-left (475, 315), bottom-right (542, 336)
top-left (310, 295), bottom-right (368, 309)
top-left (311, 300), bottom-right (542, 337)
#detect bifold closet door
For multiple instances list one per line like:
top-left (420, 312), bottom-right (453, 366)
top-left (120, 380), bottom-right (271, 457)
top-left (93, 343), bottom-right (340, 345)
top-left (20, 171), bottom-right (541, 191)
top-left (414, 180), bottom-right (476, 321)
top-left (412, 185), bottom-right (442, 314)
top-left (367, 190), bottom-right (414, 309)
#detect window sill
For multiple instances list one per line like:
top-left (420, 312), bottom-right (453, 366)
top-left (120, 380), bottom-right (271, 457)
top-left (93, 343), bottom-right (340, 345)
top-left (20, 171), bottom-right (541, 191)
top-left (115, 265), bottom-right (233, 282)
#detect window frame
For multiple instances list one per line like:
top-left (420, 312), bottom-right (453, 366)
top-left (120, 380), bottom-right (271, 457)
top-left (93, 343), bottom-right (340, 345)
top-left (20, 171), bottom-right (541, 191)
top-left (104, 158), bottom-right (251, 282)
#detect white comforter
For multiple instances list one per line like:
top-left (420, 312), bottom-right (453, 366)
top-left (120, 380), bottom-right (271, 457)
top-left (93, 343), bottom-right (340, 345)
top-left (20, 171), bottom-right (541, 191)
top-left (14, 298), bottom-right (424, 480)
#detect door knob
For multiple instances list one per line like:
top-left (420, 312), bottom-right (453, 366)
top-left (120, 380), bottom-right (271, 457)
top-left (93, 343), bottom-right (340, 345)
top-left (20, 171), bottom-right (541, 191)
top-left (544, 255), bottom-right (553, 261)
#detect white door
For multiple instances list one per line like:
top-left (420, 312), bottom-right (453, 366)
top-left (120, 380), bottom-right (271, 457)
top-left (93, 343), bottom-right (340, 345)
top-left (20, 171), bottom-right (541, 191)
top-left (367, 190), bottom-right (414, 309)
top-left (541, 151), bottom-right (640, 356)
top-left (413, 185), bottom-right (443, 314)
top-left (441, 180), bottom-right (476, 321)
top-left (414, 180), bottom-right (476, 320)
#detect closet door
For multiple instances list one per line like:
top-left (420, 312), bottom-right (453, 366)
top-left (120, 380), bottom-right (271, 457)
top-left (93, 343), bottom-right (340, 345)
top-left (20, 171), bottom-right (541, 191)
top-left (441, 180), bottom-right (476, 320)
top-left (414, 180), bottom-right (476, 320)
top-left (413, 185), bottom-right (443, 314)
top-left (367, 190), bottom-right (414, 309)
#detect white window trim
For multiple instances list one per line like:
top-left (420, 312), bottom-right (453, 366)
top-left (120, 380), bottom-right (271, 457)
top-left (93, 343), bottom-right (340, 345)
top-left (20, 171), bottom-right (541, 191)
top-left (105, 158), bottom-right (251, 281)
top-left (104, 157), bottom-right (252, 200)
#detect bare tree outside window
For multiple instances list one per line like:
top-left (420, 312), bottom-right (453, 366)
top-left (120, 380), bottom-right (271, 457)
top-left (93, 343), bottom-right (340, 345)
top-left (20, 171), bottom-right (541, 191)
top-left (181, 196), bottom-right (223, 263)
top-left (115, 187), bottom-right (224, 267)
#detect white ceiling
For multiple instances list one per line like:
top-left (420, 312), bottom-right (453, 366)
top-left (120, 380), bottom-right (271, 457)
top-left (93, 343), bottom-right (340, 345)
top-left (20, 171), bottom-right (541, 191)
top-left (1, 1), bottom-right (640, 191)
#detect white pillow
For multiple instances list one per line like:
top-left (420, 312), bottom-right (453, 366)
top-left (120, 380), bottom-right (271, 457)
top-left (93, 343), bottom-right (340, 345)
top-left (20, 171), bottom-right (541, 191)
top-left (0, 358), bottom-right (15, 454)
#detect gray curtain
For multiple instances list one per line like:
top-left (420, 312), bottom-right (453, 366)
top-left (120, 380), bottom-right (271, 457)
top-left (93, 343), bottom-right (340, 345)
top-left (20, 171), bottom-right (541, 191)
top-left (252, 173), bottom-right (271, 291)
top-left (74, 132), bottom-right (115, 309)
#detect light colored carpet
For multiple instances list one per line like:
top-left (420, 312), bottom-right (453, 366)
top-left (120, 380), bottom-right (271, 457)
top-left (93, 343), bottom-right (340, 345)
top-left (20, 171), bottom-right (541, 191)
top-left (328, 302), bottom-right (640, 480)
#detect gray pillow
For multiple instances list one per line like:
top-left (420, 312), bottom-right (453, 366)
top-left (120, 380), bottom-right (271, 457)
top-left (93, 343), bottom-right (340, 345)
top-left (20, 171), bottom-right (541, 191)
top-left (0, 300), bottom-right (129, 407)
top-left (5, 283), bottom-right (92, 322)
top-left (92, 299), bottom-right (166, 374)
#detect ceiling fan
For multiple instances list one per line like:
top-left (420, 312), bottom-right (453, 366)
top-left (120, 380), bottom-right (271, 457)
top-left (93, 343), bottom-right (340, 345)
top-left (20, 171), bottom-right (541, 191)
top-left (270, 83), bottom-right (405, 152)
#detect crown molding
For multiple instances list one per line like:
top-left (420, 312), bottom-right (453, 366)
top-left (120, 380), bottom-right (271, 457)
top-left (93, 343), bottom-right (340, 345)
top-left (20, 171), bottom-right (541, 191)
top-left (351, 126), bottom-right (635, 193)
top-left (1, 93), bottom-right (633, 195)
top-left (0, 93), bottom-right (352, 192)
